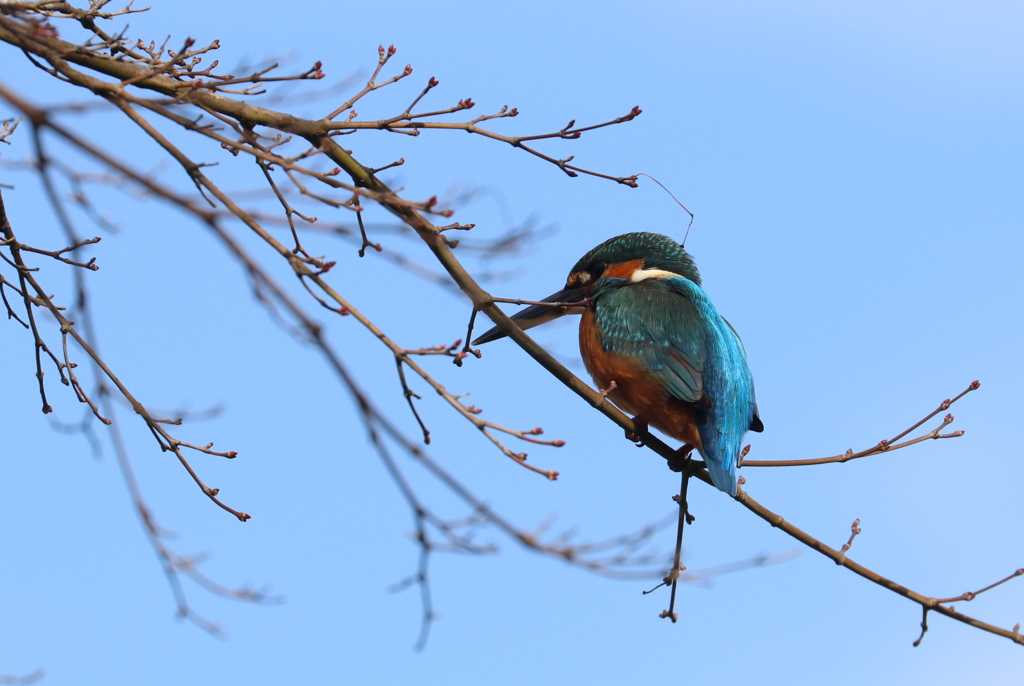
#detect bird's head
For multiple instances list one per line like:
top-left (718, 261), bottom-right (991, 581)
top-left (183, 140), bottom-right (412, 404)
top-left (473, 232), bottom-right (700, 344)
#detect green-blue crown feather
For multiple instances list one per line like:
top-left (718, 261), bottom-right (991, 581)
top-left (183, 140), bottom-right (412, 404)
top-left (569, 232), bottom-right (701, 285)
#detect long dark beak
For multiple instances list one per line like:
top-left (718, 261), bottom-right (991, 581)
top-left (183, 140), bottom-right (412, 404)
top-left (472, 285), bottom-right (588, 345)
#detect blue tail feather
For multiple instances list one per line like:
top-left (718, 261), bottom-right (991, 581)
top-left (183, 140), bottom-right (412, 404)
top-left (679, 285), bottom-right (758, 496)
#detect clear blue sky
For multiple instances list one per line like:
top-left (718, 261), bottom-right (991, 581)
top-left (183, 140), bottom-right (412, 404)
top-left (1, 1), bottom-right (1022, 684)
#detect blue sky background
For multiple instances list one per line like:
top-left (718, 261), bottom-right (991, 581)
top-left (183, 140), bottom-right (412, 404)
top-left (1, 1), bottom-right (1022, 684)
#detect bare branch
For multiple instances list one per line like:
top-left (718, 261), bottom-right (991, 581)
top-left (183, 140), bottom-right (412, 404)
top-left (0, 115), bottom-right (20, 143)
top-left (742, 382), bottom-right (979, 467)
top-left (839, 519), bottom-right (862, 554)
top-left (0, 668), bottom-right (44, 686)
top-left (0, 7), bottom-right (1014, 652)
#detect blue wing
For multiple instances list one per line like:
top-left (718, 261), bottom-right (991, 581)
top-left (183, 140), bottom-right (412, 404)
top-left (594, 278), bottom-right (760, 495)
top-left (595, 280), bottom-right (709, 406)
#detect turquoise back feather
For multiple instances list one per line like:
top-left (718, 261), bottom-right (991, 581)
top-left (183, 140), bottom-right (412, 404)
top-left (591, 272), bottom-right (757, 495)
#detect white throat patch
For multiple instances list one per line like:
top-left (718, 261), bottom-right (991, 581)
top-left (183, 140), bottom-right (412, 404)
top-left (630, 268), bottom-right (686, 282)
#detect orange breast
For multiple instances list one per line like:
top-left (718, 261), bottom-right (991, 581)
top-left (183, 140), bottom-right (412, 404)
top-left (579, 309), bottom-right (702, 450)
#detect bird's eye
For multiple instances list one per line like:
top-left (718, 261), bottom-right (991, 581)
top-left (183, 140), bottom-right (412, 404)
top-left (590, 261), bottom-right (607, 276)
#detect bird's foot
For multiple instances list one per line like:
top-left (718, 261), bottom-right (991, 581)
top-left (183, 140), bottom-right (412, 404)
top-left (667, 445), bottom-right (694, 473)
top-left (625, 416), bottom-right (648, 447)
top-left (596, 380), bottom-right (618, 409)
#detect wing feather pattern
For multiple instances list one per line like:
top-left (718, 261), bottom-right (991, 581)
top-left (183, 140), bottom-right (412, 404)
top-left (595, 280), bottom-right (709, 408)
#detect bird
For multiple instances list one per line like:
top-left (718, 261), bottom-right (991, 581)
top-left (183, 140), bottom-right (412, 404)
top-left (473, 231), bottom-right (763, 495)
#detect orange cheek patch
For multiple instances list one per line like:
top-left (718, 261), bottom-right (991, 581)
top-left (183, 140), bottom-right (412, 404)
top-left (604, 258), bottom-right (645, 280)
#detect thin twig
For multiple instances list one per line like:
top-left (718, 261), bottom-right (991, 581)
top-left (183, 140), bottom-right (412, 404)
top-left (742, 382), bottom-right (978, 467)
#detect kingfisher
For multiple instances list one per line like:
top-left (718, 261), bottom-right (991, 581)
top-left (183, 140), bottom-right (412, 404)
top-left (473, 232), bottom-right (763, 495)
